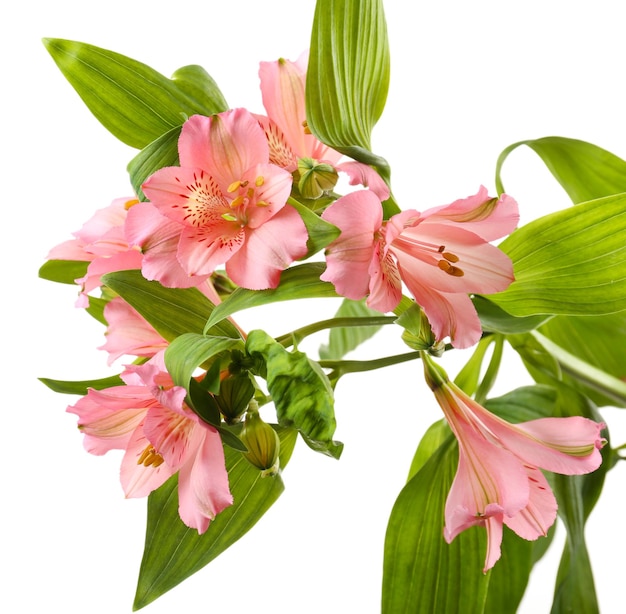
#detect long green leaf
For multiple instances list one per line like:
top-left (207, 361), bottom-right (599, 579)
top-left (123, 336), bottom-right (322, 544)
top-left (204, 263), bottom-right (337, 332)
top-left (39, 374), bottom-right (123, 395)
top-left (43, 39), bottom-right (228, 148)
top-left (133, 425), bottom-right (297, 610)
top-left (307, 0), bottom-right (389, 154)
top-left (383, 436), bottom-right (490, 614)
top-left (102, 270), bottom-right (241, 341)
top-left (490, 192), bottom-right (626, 316)
top-left (496, 137), bottom-right (626, 204)
top-left (38, 259), bottom-right (88, 285)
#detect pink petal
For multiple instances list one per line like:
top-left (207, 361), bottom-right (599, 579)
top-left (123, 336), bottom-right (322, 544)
top-left (120, 423), bottom-right (174, 498)
top-left (423, 187), bottom-right (520, 241)
top-left (321, 190), bottom-right (383, 300)
top-left (255, 114), bottom-right (298, 171)
top-left (366, 242), bottom-right (402, 313)
top-left (504, 464), bottom-right (557, 540)
top-left (259, 55), bottom-right (340, 163)
top-left (99, 297), bottom-right (167, 365)
top-left (226, 205), bottom-right (308, 289)
top-left (177, 427), bottom-right (233, 534)
top-left (67, 387), bottom-right (152, 455)
top-left (336, 160), bottom-right (390, 201)
top-left (202, 109), bottom-right (270, 193)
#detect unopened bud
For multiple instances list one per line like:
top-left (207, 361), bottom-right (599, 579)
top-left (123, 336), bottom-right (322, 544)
top-left (239, 403), bottom-right (281, 476)
top-left (297, 157), bottom-right (338, 199)
top-left (398, 304), bottom-right (444, 355)
top-left (215, 372), bottom-right (255, 425)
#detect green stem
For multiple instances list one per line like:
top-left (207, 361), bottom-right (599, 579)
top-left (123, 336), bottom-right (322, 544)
top-left (276, 315), bottom-right (397, 348)
top-left (320, 350), bottom-right (421, 380)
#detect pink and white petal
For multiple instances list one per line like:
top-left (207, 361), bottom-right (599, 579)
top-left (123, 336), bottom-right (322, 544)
top-left (443, 426), bottom-right (529, 535)
top-left (81, 250), bottom-right (143, 296)
top-left (255, 114), bottom-right (298, 171)
top-left (142, 165), bottom-right (229, 227)
top-left (120, 424), bottom-right (175, 498)
top-left (242, 163), bottom-right (293, 228)
top-left (504, 465), bottom-right (557, 540)
top-left (226, 206), bottom-right (308, 289)
top-left (177, 428), bottom-right (233, 534)
top-left (336, 160), bottom-right (390, 201)
top-left (483, 415), bottom-right (605, 475)
top-left (482, 513), bottom-right (505, 572)
top-left (46, 237), bottom-right (91, 261)
top-left (425, 188), bottom-right (520, 241)
top-left (394, 223), bottom-right (514, 295)
top-left (365, 243), bottom-right (402, 313)
top-left (142, 404), bottom-right (199, 472)
top-left (203, 109), bottom-right (270, 192)
top-left (99, 298), bottom-right (167, 365)
top-left (177, 223), bottom-right (245, 277)
top-left (68, 387), bottom-right (153, 454)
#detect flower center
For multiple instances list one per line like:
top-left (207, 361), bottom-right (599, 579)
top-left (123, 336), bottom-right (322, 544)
top-left (137, 444), bottom-right (165, 468)
top-left (437, 245), bottom-right (464, 277)
top-left (226, 176), bottom-right (269, 209)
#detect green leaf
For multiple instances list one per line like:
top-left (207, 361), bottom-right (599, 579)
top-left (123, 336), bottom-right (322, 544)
top-left (539, 313), bottom-right (626, 407)
top-left (39, 259), bottom-right (88, 285)
top-left (43, 39), bottom-right (228, 148)
top-left (128, 126), bottom-right (181, 200)
top-left (204, 263), bottom-right (337, 332)
top-left (484, 384), bottom-right (558, 423)
top-left (496, 137), bottom-right (626, 204)
top-left (382, 436), bottom-right (490, 614)
top-left (288, 198), bottom-right (341, 256)
top-left (133, 425), bottom-right (297, 610)
top-left (473, 295), bottom-right (552, 334)
top-left (307, 0), bottom-right (389, 153)
top-left (101, 270), bottom-right (241, 341)
top-left (490, 192), bottom-right (626, 316)
top-left (319, 299), bottom-right (383, 360)
top-left (170, 65), bottom-right (229, 114)
top-left (39, 374), bottom-right (124, 395)
top-left (245, 330), bottom-right (343, 459)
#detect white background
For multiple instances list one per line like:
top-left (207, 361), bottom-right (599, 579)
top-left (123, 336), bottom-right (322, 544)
top-left (4, 1), bottom-right (626, 612)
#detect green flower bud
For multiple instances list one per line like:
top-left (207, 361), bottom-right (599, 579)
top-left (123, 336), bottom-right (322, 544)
top-left (297, 157), bottom-right (338, 200)
top-left (397, 303), bottom-right (445, 356)
top-left (215, 372), bottom-right (256, 425)
top-left (240, 403), bottom-right (281, 477)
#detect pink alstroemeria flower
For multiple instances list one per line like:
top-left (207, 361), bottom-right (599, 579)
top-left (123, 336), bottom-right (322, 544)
top-left (422, 353), bottom-right (605, 572)
top-left (46, 197), bottom-right (143, 307)
top-left (257, 53), bottom-right (390, 201)
top-left (68, 353), bottom-right (233, 533)
top-left (321, 187), bottom-right (519, 348)
top-left (141, 108), bottom-right (308, 290)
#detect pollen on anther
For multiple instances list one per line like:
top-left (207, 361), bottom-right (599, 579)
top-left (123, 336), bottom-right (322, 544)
top-left (227, 180), bottom-right (242, 193)
top-left (442, 252), bottom-right (460, 263)
top-left (255, 175), bottom-right (265, 187)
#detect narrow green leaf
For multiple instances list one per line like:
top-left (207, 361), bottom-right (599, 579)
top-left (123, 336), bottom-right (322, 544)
top-left (43, 39), bottom-right (228, 148)
top-left (38, 259), bottom-right (88, 284)
top-left (128, 127), bottom-right (181, 200)
top-left (383, 436), bottom-right (490, 614)
top-left (490, 192), bottom-right (626, 316)
top-left (246, 330), bottom-right (342, 459)
top-left (204, 263), bottom-right (337, 332)
top-left (288, 198), bottom-right (341, 256)
top-left (496, 137), bottom-right (626, 204)
top-left (39, 374), bottom-right (124, 395)
top-left (101, 270), bottom-right (241, 341)
top-left (170, 65), bottom-right (229, 114)
top-left (318, 299), bottom-right (383, 360)
top-left (133, 425), bottom-right (297, 610)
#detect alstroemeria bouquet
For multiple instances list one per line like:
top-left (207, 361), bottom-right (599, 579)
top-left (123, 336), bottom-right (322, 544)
top-left (39, 0), bottom-right (626, 612)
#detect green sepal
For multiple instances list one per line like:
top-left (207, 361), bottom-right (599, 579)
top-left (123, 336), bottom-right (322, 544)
top-left (133, 425), bottom-right (297, 610)
top-left (43, 39), bottom-right (228, 148)
top-left (39, 259), bottom-right (88, 285)
top-left (245, 330), bottom-right (342, 459)
top-left (288, 198), bottom-right (341, 257)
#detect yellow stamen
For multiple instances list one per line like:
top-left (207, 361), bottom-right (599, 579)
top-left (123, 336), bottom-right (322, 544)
top-left (255, 175), bottom-right (265, 187)
top-left (438, 260), bottom-right (465, 276)
top-left (230, 195), bottom-right (246, 208)
top-left (137, 445), bottom-right (165, 468)
top-left (227, 180), bottom-right (242, 193)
